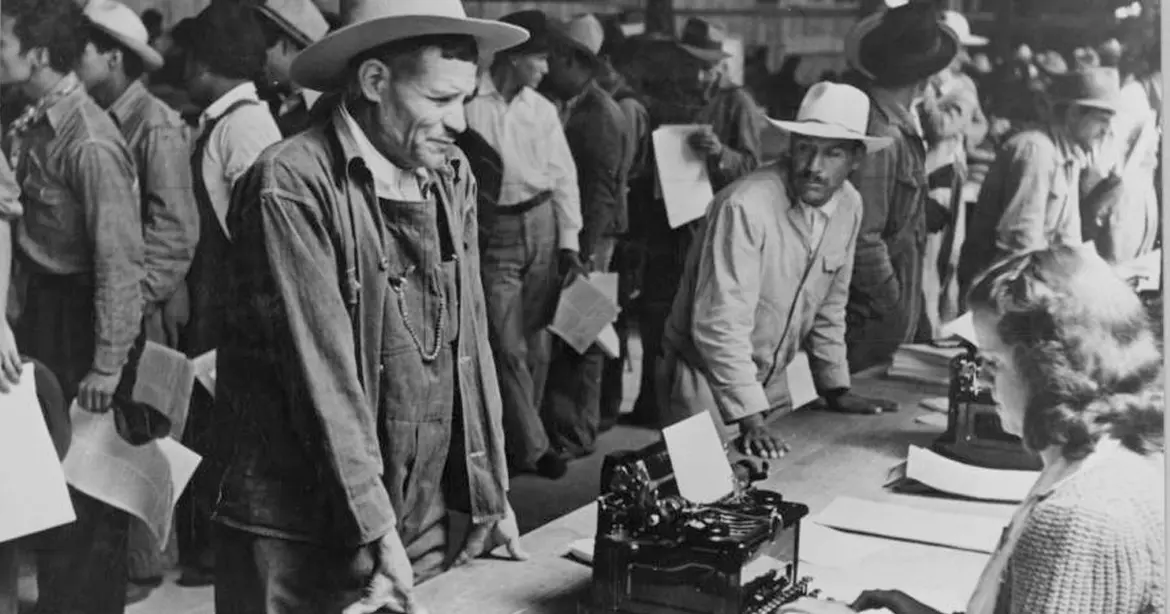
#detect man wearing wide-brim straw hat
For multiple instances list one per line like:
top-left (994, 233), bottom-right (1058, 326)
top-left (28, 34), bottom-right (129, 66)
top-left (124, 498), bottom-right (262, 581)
top-left (659, 82), bottom-right (900, 460)
top-left (211, 0), bottom-right (529, 611)
top-left (839, 1), bottom-right (958, 375)
top-left (252, 0), bottom-right (331, 136)
top-left (958, 67), bottom-right (1122, 301)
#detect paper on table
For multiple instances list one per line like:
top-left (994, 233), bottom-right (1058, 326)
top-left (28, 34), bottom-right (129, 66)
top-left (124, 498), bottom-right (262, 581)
top-left (919, 396), bottom-right (949, 413)
top-left (548, 276), bottom-right (619, 354)
top-left (906, 445), bottom-right (1038, 503)
top-left (652, 125), bottom-right (715, 229)
top-left (914, 412), bottom-right (949, 428)
top-left (568, 537), bottom-right (594, 564)
top-left (799, 523), bottom-right (893, 569)
top-left (812, 496), bottom-right (1006, 554)
top-left (62, 404), bottom-right (201, 547)
top-left (192, 350), bottom-right (216, 399)
top-left (0, 364), bottom-right (75, 543)
top-left (662, 412), bottom-right (735, 504)
top-left (938, 312), bottom-right (979, 346)
top-left (787, 351), bottom-right (818, 409)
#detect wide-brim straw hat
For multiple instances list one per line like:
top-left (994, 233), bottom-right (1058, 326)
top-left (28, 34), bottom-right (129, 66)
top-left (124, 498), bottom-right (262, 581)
top-left (83, 0), bottom-right (165, 72)
top-left (256, 0), bottom-right (330, 48)
top-left (768, 81), bottom-right (894, 153)
top-left (844, 2), bottom-right (959, 87)
top-left (291, 0), bottom-right (528, 92)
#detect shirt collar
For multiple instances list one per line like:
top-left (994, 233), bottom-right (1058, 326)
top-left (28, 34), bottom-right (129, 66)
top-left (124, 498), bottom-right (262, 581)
top-left (334, 102), bottom-right (431, 200)
top-left (1048, 124), bottom-right (1088, 167)
top-left (109, 79), bottom-right (148, 126)
top-left (301, 88), bottom-right (323, 110)
top-left (802, 195), bottom-right (838, 221)
top-left (475, 72), bottom-right (538, 108)
top-left (41, 73), bottom-right (86, 132)
top-left (202, 82), bottom-right (261, 124)
top-left (869, 87), bottom-right (922, 138)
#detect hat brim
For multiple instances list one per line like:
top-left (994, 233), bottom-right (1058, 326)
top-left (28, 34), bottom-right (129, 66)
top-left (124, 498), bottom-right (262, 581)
top-left (91, 22), bottom-right (165, 72)
top-left (291, 15), bottom-right (529, 92)
top-left (768, 118), bottom-right (894, 153)
top-left (679, 43), bottom-right (729, 65)
top-left (961, 34), bottom-right (989, 46)
top-left (845, 15), bottom-right (959, 85)
top-left (1068, 97), bottom-right (1120, 114)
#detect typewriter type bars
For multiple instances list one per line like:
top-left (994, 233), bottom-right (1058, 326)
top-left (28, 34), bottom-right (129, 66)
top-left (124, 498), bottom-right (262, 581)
top-left (742, 572), bottom-right (819, 614)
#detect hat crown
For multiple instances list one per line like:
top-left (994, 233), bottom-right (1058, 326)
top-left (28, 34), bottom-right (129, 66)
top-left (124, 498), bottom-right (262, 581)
top-left (795, 82), bottom-right (871, 136)
top-left (566, 13), bottom-right (604, 55)
top-left (1051, 67), bottom-right (1121, 104)
top-left (680, 17), bottom-right (723, 51)
top-left (941, 10), bottom-right (972, 41)
top-left (338, 0), bottom-right (469, 28)
top-left (84, 0), bottom-right (150, 47)
top-left (259, 0), bottom-right (329, 45)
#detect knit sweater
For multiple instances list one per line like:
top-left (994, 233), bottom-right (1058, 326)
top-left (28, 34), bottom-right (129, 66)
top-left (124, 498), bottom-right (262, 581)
top-left (998, 446), bottom-right (1165, 614)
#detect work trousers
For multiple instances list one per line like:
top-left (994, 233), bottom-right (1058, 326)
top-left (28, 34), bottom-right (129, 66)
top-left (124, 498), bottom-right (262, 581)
top-left (479, 202), bottom-right (559, 469)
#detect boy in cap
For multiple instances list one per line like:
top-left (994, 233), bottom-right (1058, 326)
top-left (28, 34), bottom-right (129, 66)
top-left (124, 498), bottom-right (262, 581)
top-left (659, 82), bottom-right (897, 458)
top-left (213, 0), bottom-right (529, 610)
top-left (253, 0), bottom-right (331, 136)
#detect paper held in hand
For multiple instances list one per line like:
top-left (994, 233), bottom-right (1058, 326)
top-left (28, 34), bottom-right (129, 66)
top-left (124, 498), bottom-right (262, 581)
top-left (0, 363), bottom-right (75, 543)
top-left (62, 404), bottom-right (200, 547)
top-left (548, 274), bottom-right (620, 354)
top-left (652, 125), bottom-right (715, 229)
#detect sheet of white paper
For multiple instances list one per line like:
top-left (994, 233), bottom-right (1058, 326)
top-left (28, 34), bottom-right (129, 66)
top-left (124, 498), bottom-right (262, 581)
top-left (192, 350), bottom-right (217, 399)
top-left (589, 272), bottom-right (619, 304)
top-left (906, 445), bottom-right (1038, 503)
top-left (548, 276), bottom-right (619, 354)
top-left (652, 125), bottom-right (715, 229)
top-left (596, 324), bottom-right (620, 359)
top-left (786, 351), bottom-right (818, 409)
top-left (63, 405), bottom-right (201, 547)
top-left (938, 312), bottom-right (979, 346)
top-left (918, 396), bottom-right (949, 413)
top-left (567, 537), bottom-right (594, 564)
top-left (0, 364), bottom-right (75, 542)
top-left (799, 523), bottom-right (893, 569)
top-left (914, 412), bottom-right (949, 429)
top-left (812, 496), bottom-right (1007, 554)
top-left (662, 412), bottom-right (735, 504)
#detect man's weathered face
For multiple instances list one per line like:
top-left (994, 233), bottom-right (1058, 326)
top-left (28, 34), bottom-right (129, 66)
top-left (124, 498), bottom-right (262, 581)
top-left (368, 46), bottom-right (478, 170)
top-left (511, 51), bottom-right (548, 90)
top-left (75, 42), bottom-right (113, 91)
top-left (0, 15), bottom-right (35, 86)
top-left (1068, 105), bottom-right (1114, 150)
top-left (788, 134), bottom-right (863, 207)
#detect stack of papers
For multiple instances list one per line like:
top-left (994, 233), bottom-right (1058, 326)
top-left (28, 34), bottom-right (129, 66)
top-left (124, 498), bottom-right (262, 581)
top-left (887, 344), bottom-right (966, 386)
top-left (888, 446), bottom-right (1039, 503)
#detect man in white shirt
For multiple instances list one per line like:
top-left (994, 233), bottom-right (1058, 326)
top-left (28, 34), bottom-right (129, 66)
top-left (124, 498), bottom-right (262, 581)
top-left (171, 0), bottom-right (281, 586)
top-left (463, 9), bottom-right (583, 479)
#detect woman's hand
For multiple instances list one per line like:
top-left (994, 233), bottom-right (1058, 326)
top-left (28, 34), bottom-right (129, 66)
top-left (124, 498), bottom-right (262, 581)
top-left (851, 589), bottom-right (943, 614)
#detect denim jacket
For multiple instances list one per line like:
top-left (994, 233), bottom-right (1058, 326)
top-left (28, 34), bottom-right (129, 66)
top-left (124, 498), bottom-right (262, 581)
top-left (213, 110), bottom-right (509, 546)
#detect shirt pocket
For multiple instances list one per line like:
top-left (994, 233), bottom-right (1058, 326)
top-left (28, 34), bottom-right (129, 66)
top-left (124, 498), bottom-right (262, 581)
top-left (20, 172), bottom-right (72, 233)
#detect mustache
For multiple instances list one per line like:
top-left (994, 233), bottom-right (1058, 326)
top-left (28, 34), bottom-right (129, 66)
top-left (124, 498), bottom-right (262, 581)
top-left (798, 172), bottom-right (829, 185)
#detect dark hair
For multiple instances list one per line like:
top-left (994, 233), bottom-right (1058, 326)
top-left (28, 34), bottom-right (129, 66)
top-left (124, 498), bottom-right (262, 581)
top-left (186, 2), bottom-right (267, 81)
top-left (966, 245), bottom-right (1164, 460)
top-left (1, 0), bottom-right (86, 75)
top-left (350, 34), bottom-right (479, 80)
top-left (85, 23), bottom-right (146, 81)
top-left (141, 9), bottom-right (162, 39)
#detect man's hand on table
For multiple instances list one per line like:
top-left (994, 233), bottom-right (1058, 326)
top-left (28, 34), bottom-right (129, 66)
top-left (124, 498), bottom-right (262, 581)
top-left (736, 413), bottom-right (790, 459)
top-left (821, 389), bottom-right (899, 415)
top-left (448, 501), bottom-right (529, 569)
top-left (344, 529), bottom-right (424, 614)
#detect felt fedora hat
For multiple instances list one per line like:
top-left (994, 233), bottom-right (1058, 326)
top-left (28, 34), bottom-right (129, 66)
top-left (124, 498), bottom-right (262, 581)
top-left (290, 0), bottom-right (529, 91)
top-left (1049, 67), bottom-right (1122, 113)
top-left (845, 2), bottom-right (958, 87)
top-left (769, 81), bottom-right (894, 153)
top-left (256, 0), bottom-right (330, 48)
top-left (941, 10), bottom-right (987, 47)
top-left (678, 18), bottom-right (730, 65)
top-left (83, 0), bottom-right (165, 72)
top-left (496, 10), bottom-right (553, 56)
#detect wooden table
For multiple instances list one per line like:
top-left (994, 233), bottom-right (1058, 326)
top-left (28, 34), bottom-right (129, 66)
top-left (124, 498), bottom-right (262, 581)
top-left (418, 376), bottom-right (1018, 614)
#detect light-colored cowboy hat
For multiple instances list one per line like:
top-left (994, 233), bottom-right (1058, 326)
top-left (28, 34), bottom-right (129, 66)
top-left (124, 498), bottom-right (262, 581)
top-left (83, 0), bottom-right (165, 72)
top-left (256, 0), bottom-right (330, 48)
top-left (290, 0), bottom-right (529, 92)
top-left (768, 81), bottom-right (894, 153)
top-left (1049, 67), bottom-right (1122, 114)
top-left (941, 11), bottom-right (987, 47)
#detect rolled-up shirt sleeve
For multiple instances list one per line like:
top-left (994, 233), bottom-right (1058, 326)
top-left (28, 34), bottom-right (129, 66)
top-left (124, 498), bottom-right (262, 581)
top-left (690, 197), bottom-right (768, 422)
top-left (141, 125), bottom-right (200, 303)
top-left (74, 139), bottom-right (145, 375)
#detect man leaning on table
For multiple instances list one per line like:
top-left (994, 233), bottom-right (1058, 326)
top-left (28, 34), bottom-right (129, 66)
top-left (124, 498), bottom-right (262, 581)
top-left (658, 82), bottom-right (899, 460)
top-left (210, 0), bottom-right (529, 612)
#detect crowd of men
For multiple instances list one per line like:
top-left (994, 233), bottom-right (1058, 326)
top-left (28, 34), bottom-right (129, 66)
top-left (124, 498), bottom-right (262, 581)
top-left (0, 0), bottom-right (1161, 612)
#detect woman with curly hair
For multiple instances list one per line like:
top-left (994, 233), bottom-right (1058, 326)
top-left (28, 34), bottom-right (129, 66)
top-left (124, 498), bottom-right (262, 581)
top-left (783, 244), bottom-right (1164, 614)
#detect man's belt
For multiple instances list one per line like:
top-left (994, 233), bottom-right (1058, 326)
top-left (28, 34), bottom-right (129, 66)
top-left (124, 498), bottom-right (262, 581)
top-left (496, 190), bottom-right (554, 216)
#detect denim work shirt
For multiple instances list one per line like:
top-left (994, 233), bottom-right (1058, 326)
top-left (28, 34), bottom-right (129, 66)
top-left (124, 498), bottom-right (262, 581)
top-left (214, 108), bottom-right (510, 547)
top-left (9, 78), bottom-right (144, 375)
top-left (109, 80), bottom-right (199, 305)
top-left (662, 164), bottom-right (861, 424)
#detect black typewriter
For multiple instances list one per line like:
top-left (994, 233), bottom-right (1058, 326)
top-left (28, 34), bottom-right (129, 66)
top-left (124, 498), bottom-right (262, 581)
top-left (932, 343), bottom-right (1042, 471)
top-left (583, 441), bottom-right (818, 614)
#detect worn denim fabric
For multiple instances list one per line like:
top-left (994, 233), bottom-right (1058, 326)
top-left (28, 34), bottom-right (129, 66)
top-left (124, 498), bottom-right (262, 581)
top-left (214, 110), bottom-right (509, 548)
top-left (480, 204), bottom-right (558, 468)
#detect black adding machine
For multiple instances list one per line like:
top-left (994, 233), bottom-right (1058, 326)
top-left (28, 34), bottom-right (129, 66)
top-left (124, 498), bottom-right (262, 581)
top-left (932, 341), bottom-right (1042, 471)
top-left (582, 440), bottom-right (819, 614)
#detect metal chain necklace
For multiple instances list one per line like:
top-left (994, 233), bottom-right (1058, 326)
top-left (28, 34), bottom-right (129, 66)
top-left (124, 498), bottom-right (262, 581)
top-left (390, 266), bottom-right (446, 362)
